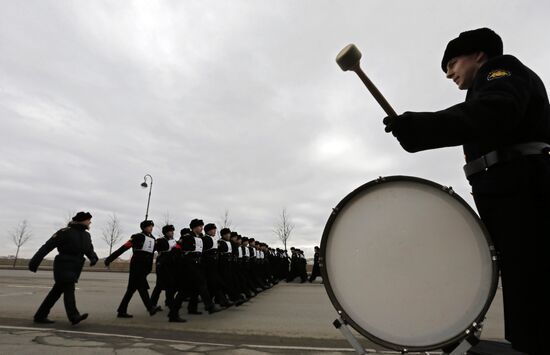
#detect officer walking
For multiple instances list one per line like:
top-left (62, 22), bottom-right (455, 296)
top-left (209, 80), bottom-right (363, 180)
top-left (383, 28), bottom-right (550, 354)
top-left (29, 211), bottom-right (98, 325)
top-left (104, 220), bottom-right (161, 318)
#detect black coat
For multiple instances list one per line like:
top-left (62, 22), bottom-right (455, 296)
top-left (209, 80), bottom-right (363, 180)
top-left (390, 55), bottom-right (550, 161)
top-left (105, 232), bottom-right (156, 288)
top-left (29, 222), bottom-right (98, 283)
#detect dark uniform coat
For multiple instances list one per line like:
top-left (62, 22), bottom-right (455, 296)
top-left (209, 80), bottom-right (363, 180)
top-left (29, 222), bottom-right (98, 283)
top-left (106, 233), bottom-right (156, 288)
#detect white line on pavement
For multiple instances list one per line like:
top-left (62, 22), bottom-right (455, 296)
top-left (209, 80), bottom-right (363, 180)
top-left (242, 343), bottom-right (358, 352)
top-left (0, 292), bottom-right (34, 297)
top-left (0, 324), bottom-right (443, 353)
top-left (5, 284), bottom-right (80, 290)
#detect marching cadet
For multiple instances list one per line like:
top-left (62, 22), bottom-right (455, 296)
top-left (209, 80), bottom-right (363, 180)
top-left (286, 247), bottom-right (298, 282)
top-left (297, 249), bottom-right (307, 283)
top-left (234, 234), bottom-right (257, 297)
top-left (169, 219), bottom-right (222, 320)
top-left (202, 223), bottom-right (233, 308)
top-left (105, 220), bottom-right (160, 318)
top-left (29, 212), bottom-right (98, 325)
top-left (150, 224), bottom-right (177, 311)
top-left (309, 246), bottom-right (321, 282)
top-left (383, 28), bottom-right (550, 354)
top-left (248, 238), bottom-right (268, 290)
top-left (241, 236), bottom-right (263, 294)
top-left (217, 228), bottom-right (248, 304)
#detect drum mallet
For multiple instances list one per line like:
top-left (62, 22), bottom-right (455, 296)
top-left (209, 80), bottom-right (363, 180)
top-left (336, 44), bottom-right (397, 117)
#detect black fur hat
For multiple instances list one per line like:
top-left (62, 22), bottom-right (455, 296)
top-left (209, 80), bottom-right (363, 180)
top-left (441, 28), bottom-right (503, 72)
top-left (162, 224), bottom-right (175, 234)
top-left (204, 223), bottom-right (217, 232)
top-left (72, 211), bottom-right (92, 222)
top-left (140, 220), bottom-right (154, 230)
top-left (189, 219), bottom-right (204, 229)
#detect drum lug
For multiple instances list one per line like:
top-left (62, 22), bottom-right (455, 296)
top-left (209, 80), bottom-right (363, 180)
top-left (442, 186), bottom-right (455, 195)
top-left (332, 207), bottom-right (339, 215)
top-left (376, 176), bottom-right (386, 183)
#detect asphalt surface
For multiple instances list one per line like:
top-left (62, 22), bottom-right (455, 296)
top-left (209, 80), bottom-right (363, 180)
top-left (0, 269), bottom-right (509, 354)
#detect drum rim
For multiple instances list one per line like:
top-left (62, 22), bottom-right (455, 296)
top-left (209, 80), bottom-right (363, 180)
top-left (320, 175), bottom-right (499, 352)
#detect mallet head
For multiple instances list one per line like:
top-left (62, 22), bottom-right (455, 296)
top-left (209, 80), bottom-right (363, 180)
top-left (336, 44), bottom-right (362, 71)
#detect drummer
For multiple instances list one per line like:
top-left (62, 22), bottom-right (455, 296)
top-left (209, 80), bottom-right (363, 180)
top-left (383, 28), bottom-right (550, 354)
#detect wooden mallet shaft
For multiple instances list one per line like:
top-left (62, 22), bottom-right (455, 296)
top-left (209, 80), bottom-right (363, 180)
top-left (336, 44), bottom-right (397, 117)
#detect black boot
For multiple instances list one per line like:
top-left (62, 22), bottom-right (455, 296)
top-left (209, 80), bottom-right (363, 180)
top-left (71, 313), bottom-right (88, 325)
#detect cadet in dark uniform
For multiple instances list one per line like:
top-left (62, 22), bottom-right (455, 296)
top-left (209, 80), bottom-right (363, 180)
top-left (383, 28), bottom-right (550, 354)
top-left (286, 247), bottom-right (298, 282)
top-left (217, 228), bottom-right (248, 304)
top-left (298, 249), bottom-right (307, 283)
top-left (104, 220), bottom-right (161, 318)
top-left (309, 246), bottom-right (321, 282)
top-left (150, 224), bottom-right (177, 310)
top-left (202, 223), bottom-right (233, 307)
top-left (29, 212), bottom-right (98, 325)
top-left (234, 234), bottom-right (257, 297)
top-left (169, 219), bottom-right (222, 318)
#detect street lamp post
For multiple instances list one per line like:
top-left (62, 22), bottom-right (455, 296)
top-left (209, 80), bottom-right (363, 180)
top-left (141, 174), bottom-right (153, 220)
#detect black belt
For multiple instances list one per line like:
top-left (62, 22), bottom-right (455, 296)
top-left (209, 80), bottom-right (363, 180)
top-left (464, 142), bottom-right (550, 178)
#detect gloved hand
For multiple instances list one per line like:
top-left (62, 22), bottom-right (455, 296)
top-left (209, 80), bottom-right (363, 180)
top-left (383, 112), bottom-right (425, 153)
top-left (104, 259), bottom-right (110, 267)
top-left (28, 263), bottom-right (38, 273)
top-left (90, 258), bottom-right (98, 267)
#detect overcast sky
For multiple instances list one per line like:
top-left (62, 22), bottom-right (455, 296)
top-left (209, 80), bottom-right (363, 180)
top-left (1, 0), bottom-right (549, 259)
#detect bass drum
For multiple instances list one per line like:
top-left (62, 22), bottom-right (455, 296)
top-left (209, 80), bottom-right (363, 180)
top-left (320, 176), bottom-right (498, 352)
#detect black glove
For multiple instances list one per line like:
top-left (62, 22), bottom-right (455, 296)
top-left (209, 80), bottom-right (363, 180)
top-left (90, 258), bottom-right (98, 267)
top-left (28, 262), bottom-right (38, 273)
top-left (383, 112), bottom-right (425, 152)
top-left (104, 259), bottom-right (110, 267)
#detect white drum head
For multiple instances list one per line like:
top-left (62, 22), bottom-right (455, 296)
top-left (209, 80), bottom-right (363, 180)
top-left (321, 176), bottom-right (497, 351)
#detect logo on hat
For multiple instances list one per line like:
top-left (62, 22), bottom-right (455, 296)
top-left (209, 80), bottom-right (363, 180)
top-left (487, 69), bottom-right (511, 81)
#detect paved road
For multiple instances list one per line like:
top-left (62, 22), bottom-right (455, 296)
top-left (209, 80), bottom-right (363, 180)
top-left (0, 269), bottom-right (508, 354)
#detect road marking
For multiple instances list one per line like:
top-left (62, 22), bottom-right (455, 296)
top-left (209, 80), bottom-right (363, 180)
top-left (0, 292), bottom-right (34, 297)
top-left (0, 324), bottom-right (442, 353)
top-left (243, 344), bottom-right (358, 352)
top-left (5, 284), bottom-right (80, 290)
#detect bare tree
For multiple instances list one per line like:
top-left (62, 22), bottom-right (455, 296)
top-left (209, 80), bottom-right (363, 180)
top-left (9, 220), bottom-right (32, 268)
top-left (102, 213), bottom-right (123, 258)
top-left (162, 211), bottom-right (172, 226)
top-left (61, 210), bottom-right (76, 227)
top-left (273, 208), bottom-right (294, 251)
top-left (220, 209), bottom-right (232, 229)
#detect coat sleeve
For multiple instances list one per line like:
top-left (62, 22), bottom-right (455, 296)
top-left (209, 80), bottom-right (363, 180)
top-left (104, 237), bottom-right (133, 265)
top-left (28, 232), bottom-right (62, 272)
top-left (392, 57), bottom-right (531, 153)
top-left (84, 233), bottom-right (99, 266)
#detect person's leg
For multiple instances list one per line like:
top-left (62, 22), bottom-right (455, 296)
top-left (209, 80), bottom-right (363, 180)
top-left (61, 282), bottom-right (80, 321)
top-left (34, 283), bottom-right (63, 320)
top-left (150, 284), bottom-right (162, 307)
top-left (137, 284), bottom-right (153, 312)
top-left (472, 158), bottom-right (550, 353)
top-left (117, 283), bottom-right (137, 314)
